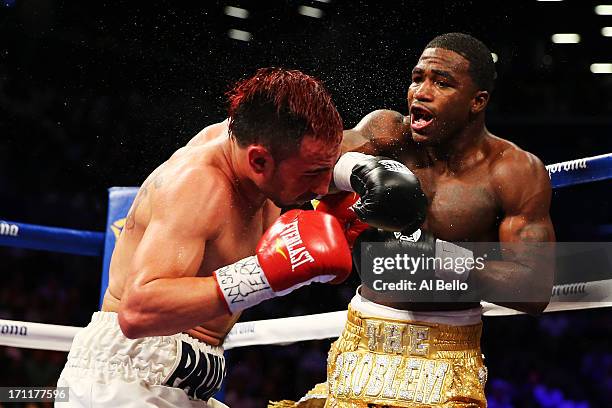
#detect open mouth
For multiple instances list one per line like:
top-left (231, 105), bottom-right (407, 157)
top-left (410, 105), bottom-right (434, 132)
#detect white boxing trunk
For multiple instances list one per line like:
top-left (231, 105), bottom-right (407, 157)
top-left (55, 311), bottom-right (229, 408)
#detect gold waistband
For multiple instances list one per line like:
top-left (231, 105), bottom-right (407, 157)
top-left (338, 305), bottom-right (482, 359)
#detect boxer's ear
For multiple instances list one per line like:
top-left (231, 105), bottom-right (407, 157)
top-left (471, 90), bottom-right (489, 115)
top-left (247, 145), bottom-right (275, 176)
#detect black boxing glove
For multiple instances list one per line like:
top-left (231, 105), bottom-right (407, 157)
top-left (333, 152), bottom-right (427, 232)
top-left (353, 228), bottom-right (474, 284)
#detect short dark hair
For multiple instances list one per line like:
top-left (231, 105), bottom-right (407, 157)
top-left (425, 32), bottom-right (496, 92)
top-left (226, 67), bottom-right (343, 159)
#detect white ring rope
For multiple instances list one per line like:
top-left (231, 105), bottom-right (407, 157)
top-left (1, 279), bottom-right (611, 352)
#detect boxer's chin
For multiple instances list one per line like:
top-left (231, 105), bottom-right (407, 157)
top-left (270, 196), bottom-right (299, 208)
top-left (280, 198), bottom-right (307, 208)
top-left (412, 131), bottom-right (435, 145)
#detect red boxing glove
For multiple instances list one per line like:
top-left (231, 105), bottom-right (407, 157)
top-left (314, 193), bottom-right (370, 248)
top-left (214, 210), bottom-right (352, 313)
top-left (257, 209), bottom-right (352, 288)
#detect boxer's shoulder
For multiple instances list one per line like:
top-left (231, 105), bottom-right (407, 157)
top-left (151, 163), bottom-right (233, 234)
top-left (186, 120), bottom-right (230, 147)
top-left (486, 135), bottom-right (550, 207)
top-left (487, 136), bottom-right (546, 178)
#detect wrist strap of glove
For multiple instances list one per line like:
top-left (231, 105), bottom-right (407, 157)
top-left (213, 255), bottom-right (275, 314)
top-left (333, 152), bottom-right (373, 192)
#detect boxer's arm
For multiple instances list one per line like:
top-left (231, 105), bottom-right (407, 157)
top-left (469, 150), bottom-right (555, 314)
top-left (118, 170), bottom-right (232, 338)
top-left (342, 109), bottom-right (409, 154)
top-left (325, 109), bottom-right (410, 194)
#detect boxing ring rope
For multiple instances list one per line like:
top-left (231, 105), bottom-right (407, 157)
top-left (545, 152), bottom-right (612, 187)
top-left (0, 221), bottom-right (103, 257)
top-left (1, 153), bottom-right (611, 353)
top-left (2, 279), bottom-right (612, 352)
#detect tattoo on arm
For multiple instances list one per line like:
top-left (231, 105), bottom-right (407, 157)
top-left (509, 223), bottom-right (553, 269)
top-left (518, 224), bottom-right (550, 242)
top-left (153, 174), bottom-right (163, 189)
top-left (125, 174), bottom-right (164, 230)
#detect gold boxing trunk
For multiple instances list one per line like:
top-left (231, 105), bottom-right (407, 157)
top-left (270, 303), bottom-right (487, 408)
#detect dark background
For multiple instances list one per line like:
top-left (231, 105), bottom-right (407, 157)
top-left (1, 1), bottom-right (611, 407)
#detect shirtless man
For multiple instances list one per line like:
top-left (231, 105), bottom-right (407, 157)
top-left (57, 66), bottom-right (428, 408)
top-left (56, 68), bottom-right (357, 408)
top-left (273, 33), bottom-right (556, 408)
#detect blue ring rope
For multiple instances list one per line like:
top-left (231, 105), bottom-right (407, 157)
top-left (0, 221), bottom-right (104, 257)
top-left (0, 153), bottom-right (610, 257)
top-left (547, 153), bottom-right (612, 189)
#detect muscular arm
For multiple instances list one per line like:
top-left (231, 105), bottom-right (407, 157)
top-left (118, 170), bottom-right (231, 338)
top-left (325, 109), bottom-right (411, 194)
top-left (469, 150), bottom-right (556, 314)
top-left (342, 109), bottom-right (409, 154)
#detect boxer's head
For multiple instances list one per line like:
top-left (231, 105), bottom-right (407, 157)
top-left (408, 33), bottom-right (496, 145)
top-left (227, 68), bottom-right (342, 206)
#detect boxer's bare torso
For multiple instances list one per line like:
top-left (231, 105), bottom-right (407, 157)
top-left (102, 121), bottom-right (280, 345)
top-left (344, 110), bottom-right (554, 311)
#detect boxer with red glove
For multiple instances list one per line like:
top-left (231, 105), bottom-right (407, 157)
top-left (214, 209), bottom-right (352, 314)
